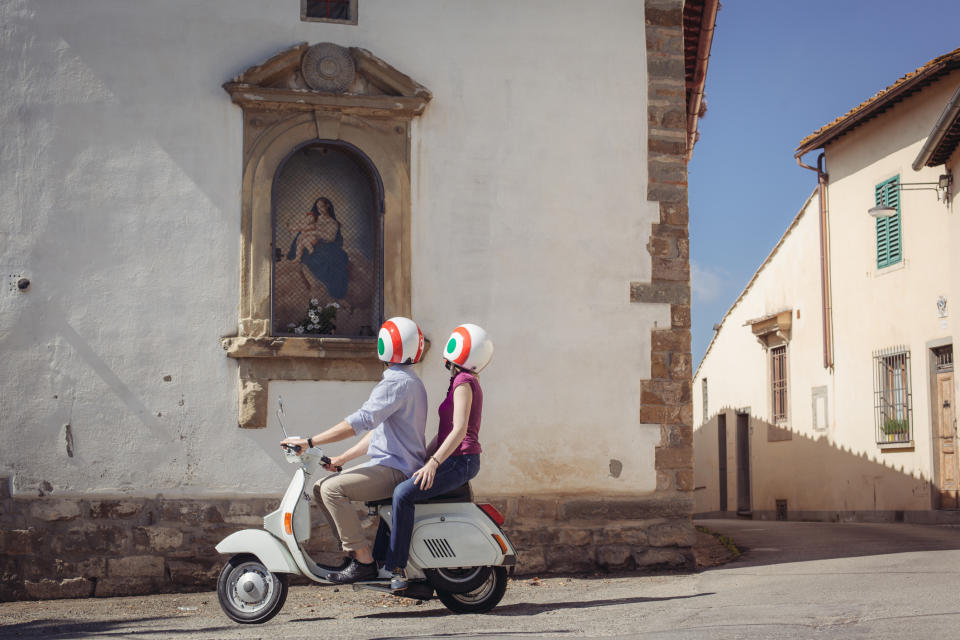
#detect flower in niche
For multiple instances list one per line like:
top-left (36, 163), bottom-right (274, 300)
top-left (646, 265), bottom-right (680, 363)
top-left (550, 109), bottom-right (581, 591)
top-left (289, 298), bottom-right (337, 335)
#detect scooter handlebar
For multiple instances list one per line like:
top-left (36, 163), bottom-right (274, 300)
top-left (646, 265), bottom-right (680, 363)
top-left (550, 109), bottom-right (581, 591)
top-left (321, 456), bottom-right (342, 472)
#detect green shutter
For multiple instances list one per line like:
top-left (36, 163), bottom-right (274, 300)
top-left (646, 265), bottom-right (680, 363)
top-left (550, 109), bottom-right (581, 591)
top-left (875, 176), bottom-right (902, 269)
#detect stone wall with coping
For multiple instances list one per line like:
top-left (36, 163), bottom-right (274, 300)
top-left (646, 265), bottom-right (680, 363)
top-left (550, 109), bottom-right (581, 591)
top-left (0, 491), bottom-right (694, 601)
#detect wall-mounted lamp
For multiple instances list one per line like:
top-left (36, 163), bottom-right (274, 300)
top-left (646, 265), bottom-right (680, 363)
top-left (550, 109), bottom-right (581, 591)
top-left (867, 172), bottom-right (952, 217)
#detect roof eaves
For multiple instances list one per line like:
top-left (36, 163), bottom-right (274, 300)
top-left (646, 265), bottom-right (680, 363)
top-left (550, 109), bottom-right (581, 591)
top-left (795, 47), bottom-right (960, 158)
top-left (913, 83), bottom-right (960, 170)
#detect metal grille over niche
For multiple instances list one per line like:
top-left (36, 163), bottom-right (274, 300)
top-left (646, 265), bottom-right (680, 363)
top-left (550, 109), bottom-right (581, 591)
top-left (272, 143), bottom-right (382, 338)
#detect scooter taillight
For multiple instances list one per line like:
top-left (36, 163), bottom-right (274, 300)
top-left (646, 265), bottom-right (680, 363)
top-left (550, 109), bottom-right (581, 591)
top-left (478, 503), bottom-right (505, 526)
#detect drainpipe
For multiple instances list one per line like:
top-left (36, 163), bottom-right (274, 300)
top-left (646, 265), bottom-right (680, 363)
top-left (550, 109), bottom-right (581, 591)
top-left (796, 152), bottom-right (834, 369)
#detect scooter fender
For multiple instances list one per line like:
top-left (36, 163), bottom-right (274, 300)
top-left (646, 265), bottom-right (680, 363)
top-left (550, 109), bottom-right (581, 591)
top-left (215, 529), bottom-right (300, 574)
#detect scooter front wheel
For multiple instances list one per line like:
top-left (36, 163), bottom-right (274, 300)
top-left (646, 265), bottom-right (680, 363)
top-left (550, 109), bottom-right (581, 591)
top-left (217, 553), bottom-right (289, 624)
top-left (436, 566), bottom-right (508, 614)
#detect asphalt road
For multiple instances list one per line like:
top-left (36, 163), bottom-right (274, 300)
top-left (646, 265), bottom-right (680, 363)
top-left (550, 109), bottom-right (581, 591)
top-left (3, 519), bottom-right (960, 639)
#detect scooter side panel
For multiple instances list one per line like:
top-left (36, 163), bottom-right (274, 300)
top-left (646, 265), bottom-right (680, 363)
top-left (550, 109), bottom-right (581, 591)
top-left (408, 519), bottom-right (501, 568)
top-left (215, 529), bottom-right (300, 574)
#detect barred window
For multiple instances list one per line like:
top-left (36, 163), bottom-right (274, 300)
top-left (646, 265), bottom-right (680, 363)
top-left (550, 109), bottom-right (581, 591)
top-left (272, 142), bottom-right (382, 338)
top-left (873, 347), bottom-right (913, 444)
top-left (301, 0), bottom-right (357, 24)
top-left (771, 345), bottom-right (787, 424)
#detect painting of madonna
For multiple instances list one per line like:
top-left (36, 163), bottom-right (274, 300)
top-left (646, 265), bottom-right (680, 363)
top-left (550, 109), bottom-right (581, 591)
top-left (272, 144), bottom-right (381, 337)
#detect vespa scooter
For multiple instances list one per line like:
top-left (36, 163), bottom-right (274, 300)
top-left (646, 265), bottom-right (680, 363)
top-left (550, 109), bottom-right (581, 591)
top-left (214, 399), bottom-right (517, 623)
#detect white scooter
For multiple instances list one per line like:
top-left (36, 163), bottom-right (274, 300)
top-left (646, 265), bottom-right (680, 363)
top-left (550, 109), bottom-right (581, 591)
top-left (214, 399), bottom-right (517, 623)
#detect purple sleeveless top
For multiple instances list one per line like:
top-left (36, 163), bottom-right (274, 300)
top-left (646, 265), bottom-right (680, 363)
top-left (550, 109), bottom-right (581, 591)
top-left (437, 372), bottom-right (483, 456)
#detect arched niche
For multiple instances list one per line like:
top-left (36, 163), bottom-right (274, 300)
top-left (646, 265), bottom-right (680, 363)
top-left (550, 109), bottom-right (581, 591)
top-left (220, 43), bottom-right (431, 428)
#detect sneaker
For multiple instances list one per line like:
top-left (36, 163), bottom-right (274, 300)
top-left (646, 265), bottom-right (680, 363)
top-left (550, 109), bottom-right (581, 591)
top-left (376, 564), bottom-right (393, 580)
top-left (390, 568), bottom-right (408, 592)
top-left (329, 559), bottom-right (378, 584)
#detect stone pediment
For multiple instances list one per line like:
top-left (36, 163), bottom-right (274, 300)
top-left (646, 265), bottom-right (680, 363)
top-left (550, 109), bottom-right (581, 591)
top-left (223, 42), bottom-right (432, 117)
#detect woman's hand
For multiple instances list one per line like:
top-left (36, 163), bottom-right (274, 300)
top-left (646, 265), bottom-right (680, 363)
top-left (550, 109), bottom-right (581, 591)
top-left (412, 457), bottom-right (440, 490)
top-left (323, 455), bottom-right (345, 473)
top-left (280, 437), bottom-right (308, 455)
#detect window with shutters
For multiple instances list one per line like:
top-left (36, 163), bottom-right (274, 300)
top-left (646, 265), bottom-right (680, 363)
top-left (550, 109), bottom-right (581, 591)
top-left (875, 176), bottom-right (902, 269)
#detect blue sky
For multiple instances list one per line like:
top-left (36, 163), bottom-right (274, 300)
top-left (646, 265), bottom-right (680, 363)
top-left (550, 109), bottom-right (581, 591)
top-left (688, 0), bottom-right (960, 367)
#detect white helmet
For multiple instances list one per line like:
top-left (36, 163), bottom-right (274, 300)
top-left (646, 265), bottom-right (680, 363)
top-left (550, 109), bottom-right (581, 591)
top-left (443, 324), bottom-right (494, 373)
top-left (378, 317), bottom-right (424, 364)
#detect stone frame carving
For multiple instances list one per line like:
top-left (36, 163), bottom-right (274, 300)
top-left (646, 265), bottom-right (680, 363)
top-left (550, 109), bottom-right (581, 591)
top-left (221, 43), bottom-right (431, 428)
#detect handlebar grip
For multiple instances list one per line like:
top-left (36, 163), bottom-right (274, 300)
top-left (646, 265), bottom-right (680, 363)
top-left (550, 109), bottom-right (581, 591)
top-left (321, 456), bottom-right (342, 472)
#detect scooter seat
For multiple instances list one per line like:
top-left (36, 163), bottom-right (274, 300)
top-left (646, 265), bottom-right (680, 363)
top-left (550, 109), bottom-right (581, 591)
top-left (364, 482), bottom-right (473, 508)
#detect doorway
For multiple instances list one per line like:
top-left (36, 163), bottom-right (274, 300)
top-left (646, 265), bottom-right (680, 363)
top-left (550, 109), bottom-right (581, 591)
top-left (718, 413), bottom-right (728, 512)
top-left (933, 346), bottom-right (958, 509)
top-left (736, 411), bottom-right (752, 515)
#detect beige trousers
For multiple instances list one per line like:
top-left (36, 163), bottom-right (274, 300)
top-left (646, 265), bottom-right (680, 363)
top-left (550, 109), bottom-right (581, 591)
top-left (313, 464), bottom-right (407, 552)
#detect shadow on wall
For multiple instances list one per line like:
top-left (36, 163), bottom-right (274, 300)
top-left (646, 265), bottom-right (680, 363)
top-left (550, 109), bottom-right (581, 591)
top-left (693, 407), bottom-right (940, 521)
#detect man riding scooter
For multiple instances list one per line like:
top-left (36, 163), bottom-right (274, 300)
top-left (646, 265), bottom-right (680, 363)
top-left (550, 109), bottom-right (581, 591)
top-left (280, 316), bottom-right (427, 584)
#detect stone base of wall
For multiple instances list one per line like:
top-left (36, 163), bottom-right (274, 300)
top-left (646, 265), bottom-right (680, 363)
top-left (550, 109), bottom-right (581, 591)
top-left (0, 492), bottom-right (694, 601)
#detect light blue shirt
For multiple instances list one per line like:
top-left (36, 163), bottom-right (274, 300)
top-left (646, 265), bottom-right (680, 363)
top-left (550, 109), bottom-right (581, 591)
top-left (345, 365), bottom-right (427, 477)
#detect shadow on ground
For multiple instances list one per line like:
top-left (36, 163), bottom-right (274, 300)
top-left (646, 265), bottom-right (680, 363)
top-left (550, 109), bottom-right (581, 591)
top-left (0, 617), bottom-right (235, 638)
top-left (696, 518), bottom-right (960, 569)
top-left (358, 592), bottom-right (713, 620)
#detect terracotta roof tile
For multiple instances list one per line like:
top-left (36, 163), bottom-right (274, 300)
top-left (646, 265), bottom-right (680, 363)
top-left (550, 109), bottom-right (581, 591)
top-left (795, 46), bottom-right (960, 157)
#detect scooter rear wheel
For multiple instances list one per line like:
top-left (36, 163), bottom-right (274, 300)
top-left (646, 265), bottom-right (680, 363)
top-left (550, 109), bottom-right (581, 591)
top-left (436, 566), bottom-right (508, 614)
top-left (425, 566), bottom-right (492, 594)
top-left (217, 553), bottom-right (289, 624)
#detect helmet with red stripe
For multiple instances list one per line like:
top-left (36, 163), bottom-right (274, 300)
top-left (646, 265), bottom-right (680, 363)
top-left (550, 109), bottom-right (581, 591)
top-left (377, 317), bottom-right (425, 364)
top-left (443, 324), bottom-right (494, 373)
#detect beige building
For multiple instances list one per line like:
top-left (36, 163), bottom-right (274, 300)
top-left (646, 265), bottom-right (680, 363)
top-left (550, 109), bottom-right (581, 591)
top-left (0, 1), bottom-right (717, 599)
top-left (694, 47), bottom-right (960, 522)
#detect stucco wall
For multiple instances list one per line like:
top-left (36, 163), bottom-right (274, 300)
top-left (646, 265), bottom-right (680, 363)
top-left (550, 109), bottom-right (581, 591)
top-left (0, 0), bottom-right (666, 499)
top-left (694, 71), bottom-right (959, 517)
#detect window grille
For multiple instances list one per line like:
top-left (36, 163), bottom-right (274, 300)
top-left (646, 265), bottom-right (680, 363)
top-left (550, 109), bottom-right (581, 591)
top-left (875, 176), bottom-right (902, 269)
top-left (873, 346), bottom-right (913, 444)
top-left (301, 0), bottom-right (357, 24)
top-left (272, 142), bottom-right (382, 338)
top-left (771, 345), bottom-right (787, 423)
top-left (935, 345), bottom-right (954, 373)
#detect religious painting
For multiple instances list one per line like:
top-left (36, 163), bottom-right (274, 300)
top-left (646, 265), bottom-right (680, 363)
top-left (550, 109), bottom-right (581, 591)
top-left (272, 143), bottom-right (381, 337)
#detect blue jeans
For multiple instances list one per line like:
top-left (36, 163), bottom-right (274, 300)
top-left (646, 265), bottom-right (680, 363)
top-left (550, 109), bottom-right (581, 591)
top-left (373, 454), bottom-right (480, 571)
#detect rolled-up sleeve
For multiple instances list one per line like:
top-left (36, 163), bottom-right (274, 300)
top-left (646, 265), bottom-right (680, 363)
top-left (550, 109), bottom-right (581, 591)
top-left (345, 378), bottom-right (403, 433)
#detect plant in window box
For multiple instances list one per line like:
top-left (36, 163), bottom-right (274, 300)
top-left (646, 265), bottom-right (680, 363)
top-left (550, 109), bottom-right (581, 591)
top-left (288, 298), bottom-right (339, 335)
top-left (882, 417), bottom-right (910, 442)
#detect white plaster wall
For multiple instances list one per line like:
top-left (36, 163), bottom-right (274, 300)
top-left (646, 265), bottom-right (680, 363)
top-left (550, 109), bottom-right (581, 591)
top-left (693, 193), bottom-right (831, 514)
top-left (0, 0), bottom-right (665, 497)
top-left (823, 71), bottom-right (957, 497)
top-left (694, 72), bottom-right (959, 514)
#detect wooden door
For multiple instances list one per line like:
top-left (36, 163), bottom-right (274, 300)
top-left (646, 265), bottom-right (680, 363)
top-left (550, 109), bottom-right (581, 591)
top-left (936, 370), bottom-right (959, 509)
top-left (736, 412), bottom-right (751, 515)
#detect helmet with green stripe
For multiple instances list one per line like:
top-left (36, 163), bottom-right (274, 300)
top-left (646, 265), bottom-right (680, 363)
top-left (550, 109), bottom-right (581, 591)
top-left (377, 317), bottom-right (424, 364)
top-left (443, 324), bottom-right (494, 373)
